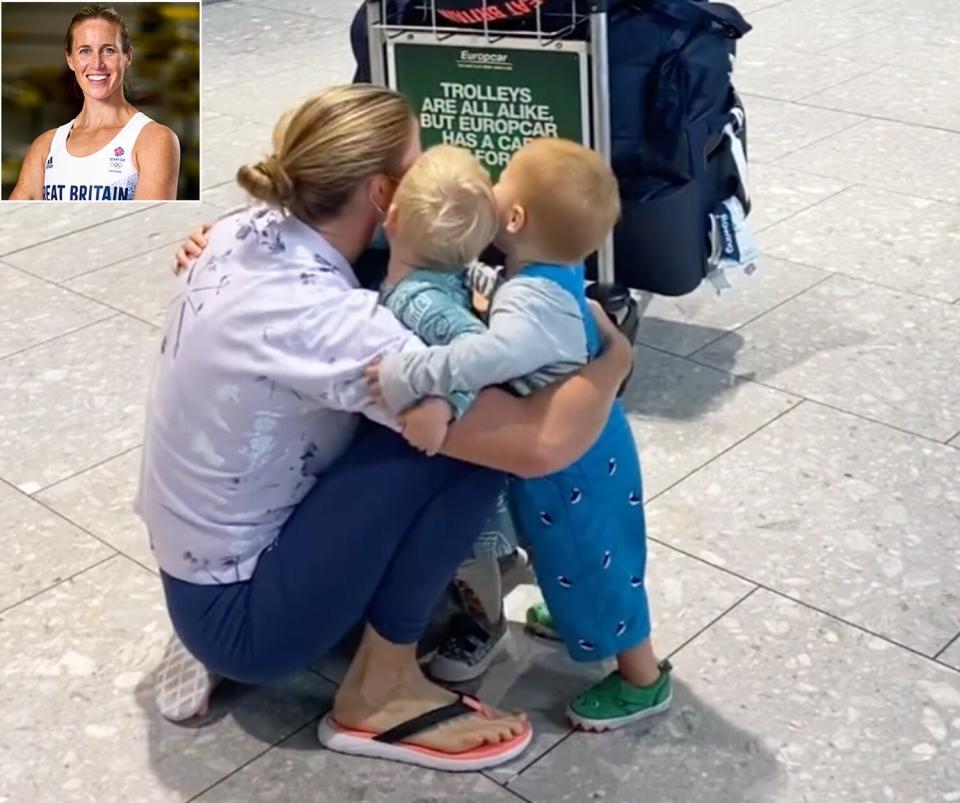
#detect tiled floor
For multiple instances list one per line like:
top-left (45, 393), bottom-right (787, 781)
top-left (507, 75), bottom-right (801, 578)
top-left (1, 1), bottom-right (958, 801)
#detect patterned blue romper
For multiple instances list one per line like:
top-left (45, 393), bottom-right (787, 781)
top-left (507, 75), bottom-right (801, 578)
top-left (508, 266), bottom-right (651, 662)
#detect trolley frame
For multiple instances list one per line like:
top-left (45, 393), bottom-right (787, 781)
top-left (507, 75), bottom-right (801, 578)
top-left (364, 0), bottom-right (616, 284)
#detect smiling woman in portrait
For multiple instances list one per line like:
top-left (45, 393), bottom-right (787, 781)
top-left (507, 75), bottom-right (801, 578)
top-left (9, 4), bottom-right (180, 201)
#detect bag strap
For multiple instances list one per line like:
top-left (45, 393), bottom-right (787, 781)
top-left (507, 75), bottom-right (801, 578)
top-left (636, 0), bottom-right (752, 37)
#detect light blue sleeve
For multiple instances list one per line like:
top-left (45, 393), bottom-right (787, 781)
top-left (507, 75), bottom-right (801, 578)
top-left (377, 277), bottom-right (587, 414)
top-left (384, 284), bottom-right (487, 417)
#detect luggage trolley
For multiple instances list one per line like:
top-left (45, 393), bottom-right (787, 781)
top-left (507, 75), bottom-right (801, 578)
top-left (364, 0), bottom-right (641, 350)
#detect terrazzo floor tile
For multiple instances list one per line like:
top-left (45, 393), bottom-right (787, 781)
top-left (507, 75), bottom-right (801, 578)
top-left (749, 163), bottom-right (851, 232)
top-left (740, 95), bottom-right (863, 164)
top-left (0, 315), bottom-right (158, 492)
top-left (508, 590), bottom-right (960, 803)
top-left (645, 402), bottom-right (960, 655)
top-left (864, 0), bottom-right (960, 23)
top-left (201, 50), bottom-right (313, 93)
top-left (203, 68), bottom-right (346, 127)
top-left (622, 347), bottom-right (800, 499)
top-left (202, 180), bottom-right (250, 211)
top-left (477, 543), bottom-right (756, 782)
top-left (0, 557), bottom-right (335, 803)
top-left (1, 204), bottom-right (220, 283)
top-left (194, 725), bottom-right (524, 803)
top-left (734, 43), bottom-right (880, 102)
top-left (635, 257), bottom-right (829, 357)
top-left (65, 245), bottom-right (181, 327)
top-left (0, 262), bottom-right (115, 359)
top-left (36, 449), bottom-right (152, 570)
top-left (760, 185), bottom-right (960, 302)
top-left (693, 276), bottom-right (960, 441)
top-left (203, 2), bottom-right (352, 68)
top-left (776, 118), bottom-right (960, 205)
top-left (826, 21), bottom-right (960, 74)
top-left (0, 204), bottom-right (153, 253)
top-left (201, 113), bottom-right (272, 188)
top-left (805, 64), bottom-right (960, 133)
top-left (744, 3), bottom-right (893, 53)
top-left (0, 481), bottom-right (113, 612)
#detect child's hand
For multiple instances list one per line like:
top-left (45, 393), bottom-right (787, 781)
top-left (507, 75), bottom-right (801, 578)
top-left (364, 362), bottom-right (383, 403)
top-left (472, 288), bottom-right (491, 317)
top-left (399, 397), bottom-right (453, 456)
top-left (173, 223), bottom-right (212, 274)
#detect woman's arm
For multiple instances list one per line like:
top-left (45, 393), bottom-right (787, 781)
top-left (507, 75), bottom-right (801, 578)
top-left (8, 130), bottom-right (56, 200)
top-left (442, 304), bottom-right (633, 478)
top-left (133, 123), bottom-right (180, 200)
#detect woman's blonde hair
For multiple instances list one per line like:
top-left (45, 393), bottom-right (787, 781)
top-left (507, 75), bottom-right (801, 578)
top-left (392, 145), bottom-right (498, 270)
top-left (65, 5), bottom-right (131, 54)
top-left (237, 85), bottom-right (414, 223)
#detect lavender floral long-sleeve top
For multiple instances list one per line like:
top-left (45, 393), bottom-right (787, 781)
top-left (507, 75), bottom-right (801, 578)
top-left (136, 205), bottom-right (422, 584)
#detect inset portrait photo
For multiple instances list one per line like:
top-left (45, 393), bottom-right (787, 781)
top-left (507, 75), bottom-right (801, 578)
top-left (1, 1), bottom-right (200, 201)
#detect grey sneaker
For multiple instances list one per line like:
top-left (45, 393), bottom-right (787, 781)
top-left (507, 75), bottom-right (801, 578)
top-left (428, 614), bottom-right (511, 684)
top-left (155, 635), bottom-right (221, 722)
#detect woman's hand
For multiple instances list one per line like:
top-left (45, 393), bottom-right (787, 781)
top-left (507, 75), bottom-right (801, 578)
top-left (173, 224), bottom-right (212, 275)
top-left (399, 397), bottom-right (453, 456)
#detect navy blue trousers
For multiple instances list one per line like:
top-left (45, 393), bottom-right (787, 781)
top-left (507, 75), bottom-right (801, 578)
top-left (161, 425), bottom-right (504, 684)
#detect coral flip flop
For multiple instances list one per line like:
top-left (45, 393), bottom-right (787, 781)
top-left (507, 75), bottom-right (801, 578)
top-left (317, 694), bottom-right (533, 772)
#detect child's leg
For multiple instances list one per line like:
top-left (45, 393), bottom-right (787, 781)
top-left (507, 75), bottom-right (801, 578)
top-left (456, 556), bottom-right (505, 627)
top-left (617, 638), bottom-right (661, 687)
top-left (428, 491), bottom-right (518, 683)
top-left (514, 406), bottom-right (673, 730)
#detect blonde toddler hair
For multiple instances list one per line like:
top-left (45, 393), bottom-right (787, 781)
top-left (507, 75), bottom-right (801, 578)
top-left (511, 138), bottom-right (621, 264)
top-left (391, 144), bottom-right (499, 270)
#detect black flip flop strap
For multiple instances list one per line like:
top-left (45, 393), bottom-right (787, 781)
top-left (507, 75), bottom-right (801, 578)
top-left (373, 696), bottom-right (477, 745)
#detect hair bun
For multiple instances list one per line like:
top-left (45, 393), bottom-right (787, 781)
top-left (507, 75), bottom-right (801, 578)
top-left (237, 155), bottom-right (294, 206)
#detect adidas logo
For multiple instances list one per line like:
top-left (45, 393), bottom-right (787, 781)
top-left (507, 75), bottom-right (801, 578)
top-left (45, 156), bottom-right (53, 169)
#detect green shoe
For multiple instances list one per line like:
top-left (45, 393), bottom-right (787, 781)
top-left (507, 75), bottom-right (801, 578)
top-left (567, 660), bottom-right (673, 732)
top-left (525, 602), bottom-right (561, 641)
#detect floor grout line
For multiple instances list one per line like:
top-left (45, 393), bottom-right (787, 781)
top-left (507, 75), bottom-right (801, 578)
top-left (184, 718), bottom-right (324, 803)
top-left (666, 587), bottom-right (761, 660)
top-left (752, 247), bottom-right (960, 307)
top-left (31, 443), bottom-right (144, 496)
top-left (753, 184), bottom-right (858, 234)
top-left (644, 400), bottom-right (805, 506)
top-left (795, 61), bottom-right (889, 102)
top-left (675, 330), bottom-right (958, 447)
top-left (681, 272), bottom-right (836, 358)
top-left (747, 114), bottom-right (870, 165)
top-left (0, 553), bottom-right (120, 618)
top-left (0, 311), bottom-right (124, 364)
top-left (0, 205), bottom-right (163, 258)
top-left (0, 471), bottom-right (159, 579)
top-left (648, 538), bottom-right (960, 673)
top-left (935, 632), bottom-right (960, 662)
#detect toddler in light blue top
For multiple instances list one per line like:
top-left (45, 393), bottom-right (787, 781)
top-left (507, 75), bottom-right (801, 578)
top-left (371, 139), bottom-right (672, 729)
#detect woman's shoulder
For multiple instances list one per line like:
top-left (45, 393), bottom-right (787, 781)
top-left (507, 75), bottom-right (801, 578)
top-left (134, 119), bottom-right (180, 154)
top-left (28, 127), bottom-right (59, 154)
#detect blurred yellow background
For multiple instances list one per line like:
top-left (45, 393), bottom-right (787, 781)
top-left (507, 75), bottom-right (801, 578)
top-left (1, 2), bottom-right (200, 200)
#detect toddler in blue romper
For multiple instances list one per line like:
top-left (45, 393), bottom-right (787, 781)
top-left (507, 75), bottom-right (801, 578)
top-left (374, 139), bottom-right (672, 730)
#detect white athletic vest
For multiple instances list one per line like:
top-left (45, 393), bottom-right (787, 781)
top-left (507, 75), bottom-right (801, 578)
top-left (43, 112), bottom-right (153, 202)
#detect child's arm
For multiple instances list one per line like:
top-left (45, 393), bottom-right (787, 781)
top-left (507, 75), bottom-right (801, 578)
top-left (385, 284), bottom-right (487, 418)
top-left (376, 277), bottom-right (586, 415)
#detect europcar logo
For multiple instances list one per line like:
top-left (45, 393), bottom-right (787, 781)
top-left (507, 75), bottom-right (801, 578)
top-left (458, 49), bottom-right (512, 71)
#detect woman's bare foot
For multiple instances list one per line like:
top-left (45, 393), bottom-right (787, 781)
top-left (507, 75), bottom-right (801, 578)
top-left (333, 625), bottom-right (527, 754)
